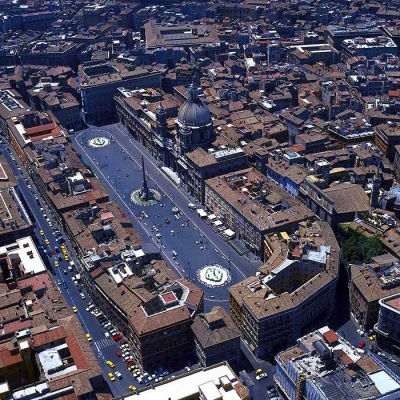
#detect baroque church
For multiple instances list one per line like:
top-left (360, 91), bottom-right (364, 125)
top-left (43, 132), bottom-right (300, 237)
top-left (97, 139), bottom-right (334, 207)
top-left (115, 81), bottom-right (247, 201)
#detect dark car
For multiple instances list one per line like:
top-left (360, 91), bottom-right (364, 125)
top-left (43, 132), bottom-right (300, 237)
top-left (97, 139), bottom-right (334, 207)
top-left (63, 282), bottom-right (68, 288)
top-left (116, 351), bottom-right (122, 357)
top-left (120, 339), bottom-right (128, 345)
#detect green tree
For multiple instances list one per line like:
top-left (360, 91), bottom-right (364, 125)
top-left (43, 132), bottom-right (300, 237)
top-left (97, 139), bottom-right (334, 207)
top-left (339, 227), bottom-right (383, 265)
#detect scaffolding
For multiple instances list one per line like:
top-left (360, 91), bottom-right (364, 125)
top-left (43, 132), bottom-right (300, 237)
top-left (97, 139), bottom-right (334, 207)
top-left (296, 375), bottom-right (306, 400)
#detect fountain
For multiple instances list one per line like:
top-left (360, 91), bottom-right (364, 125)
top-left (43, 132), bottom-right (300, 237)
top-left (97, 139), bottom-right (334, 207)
top-left (197, 264), bottom-right (231, 288)
top-left (88, 137), bottom-right (110, 148)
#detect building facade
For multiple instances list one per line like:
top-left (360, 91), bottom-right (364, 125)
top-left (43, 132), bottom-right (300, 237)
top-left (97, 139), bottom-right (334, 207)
top-left (80, 61), bottom-right (161, 123)
top-left (229, 221), bottom-right (339, 359)
top-left (375, 293), bottom-right (400, 355)
top-left (191, 306), bottom-right (241, 368)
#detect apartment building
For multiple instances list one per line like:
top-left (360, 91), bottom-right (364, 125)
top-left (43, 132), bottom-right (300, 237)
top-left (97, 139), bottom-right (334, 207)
top-left (229, 220), bottom-right (339, 359)
top-left (204, 168), bottom-right (314, 259)
top-left (376, 293), bottom-right (400, 354)
top-left (0, 276), bottom-right (105, 398)
top-left (80, 61), bottom-right (161, 123)
top-left (191, 306), bottom-right (241, 368)
top-left (88, 260), bottom-right (203, 370)
top-left (0, 157), bottom-right (33, 245)
top-left (127, 361), bottom-right (249, 399)
top-left (275, 326), bottom-right (400, 400)
top-left (349, 259), bottom-right (400, 331)
top-left (19, 42), bottom-right (78, 69)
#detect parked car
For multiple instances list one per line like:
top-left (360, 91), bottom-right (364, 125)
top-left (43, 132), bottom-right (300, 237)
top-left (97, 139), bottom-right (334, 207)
top-left (113, 334), bottom-right (123, 342)
top-left (116, 351), bottom-right (122, 358)
top-left (256, 372), bottom-right (268, 381)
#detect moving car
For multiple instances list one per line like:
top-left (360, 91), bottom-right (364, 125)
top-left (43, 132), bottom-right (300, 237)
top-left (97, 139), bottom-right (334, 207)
top-left (108, 372), bottom-right (115, 382)
top-left (86, 333), bottom-right (92, 342)
top-left (358, 341), bottom-right (366, 348)
top-left (113, 334), bottom-right (123, 342)
top-left (40, 229), bottom-right (44, 236)
top-left (72, 306), bottom-right (78, 313)
top-left (356, 329), bottom-right (365, 337)
top-left (44, 238), bottom-right (49, 245)
top-left (115, 371), bottom-right (122, 379)
top-left (54, 260), bottom-right (59, 267)
top-left (106, 360), bottom-right (115, 368)
top-left (128, 385), bottom-right (137, 391)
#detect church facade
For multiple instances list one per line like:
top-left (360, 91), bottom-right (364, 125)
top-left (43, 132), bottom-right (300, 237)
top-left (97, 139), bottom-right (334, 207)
top-left (114, 83), bottom-right (217, 198)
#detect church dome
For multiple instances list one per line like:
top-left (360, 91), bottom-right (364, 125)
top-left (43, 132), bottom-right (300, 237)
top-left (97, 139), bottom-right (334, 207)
top-left (177, 83), bottom-right (212, 127)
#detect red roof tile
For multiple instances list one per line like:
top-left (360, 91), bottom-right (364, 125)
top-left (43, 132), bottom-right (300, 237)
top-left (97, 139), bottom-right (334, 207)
top-left (32, 326), bottom-right (67, 347)
top-left (0, 347), bottom-right (23, 368)
top-left (3, 319), bottom-right (32, 336)
top-left (65, 334), bottom-right (89, 370)
top-left (323, 329), bottom-right (339, 344)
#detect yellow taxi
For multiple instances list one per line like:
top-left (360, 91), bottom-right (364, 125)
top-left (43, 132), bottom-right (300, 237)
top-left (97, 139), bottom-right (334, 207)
top-left (128, 385), bottom-right (137, 391)
top-left (108, 372), bottom-right (115, 382)
top-left (85, 333), bottom-right (92, 342)
top-left (72, 306), bottom-right (78, 313)
top-left (44, 238), bottom-right (50, 245)
top-left (64, 254), bottom-right (69, 261)
top-left (54, 260), bottom-right (59, 267)
top-left (369, 334), bottom-right (376, 340)
top-left (39, 229), bottom-right (44, 236)
top-left (106, 360), bottom-right (115, 368)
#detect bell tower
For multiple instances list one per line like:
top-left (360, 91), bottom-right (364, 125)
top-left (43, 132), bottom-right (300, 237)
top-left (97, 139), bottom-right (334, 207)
top-left (370, 167), bottom-right (381, 208)
top-left (156, 101), bottom-right (167, 137)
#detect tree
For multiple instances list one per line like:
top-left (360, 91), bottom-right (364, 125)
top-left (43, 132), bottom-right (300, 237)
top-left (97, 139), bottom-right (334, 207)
top-left (338, 226), bottom-right (383, 265)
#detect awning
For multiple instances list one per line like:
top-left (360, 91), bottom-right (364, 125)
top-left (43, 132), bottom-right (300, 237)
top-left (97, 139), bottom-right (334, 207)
top-left (224, 229), bottom-right (236, 238)
top-left (197, 209), bottom-right (207, 217)
top-left (213, 220), bottom-right (223, 226)
top-left (207, 214), bottom-right (216, 221)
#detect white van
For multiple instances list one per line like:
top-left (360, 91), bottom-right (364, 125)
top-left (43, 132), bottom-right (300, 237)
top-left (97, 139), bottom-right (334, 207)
top-left (188, 203), bottom-right (197, 210)
top-left (68, 261), bottom-right (75, 272)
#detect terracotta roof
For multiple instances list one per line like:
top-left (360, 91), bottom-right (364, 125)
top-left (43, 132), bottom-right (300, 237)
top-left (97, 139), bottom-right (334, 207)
top-left (340, 354), bottom-right (354, 365)
top-left (0, 346), bottom-right (23, 368)
top-left (32, 326), bottom-right (68, 347)
top-left (323, 329), bottom-right (338, 344)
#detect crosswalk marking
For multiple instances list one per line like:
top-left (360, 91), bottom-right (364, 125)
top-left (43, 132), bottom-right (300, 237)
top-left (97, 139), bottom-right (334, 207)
top-left (95, 338), bottom-right (114, 349)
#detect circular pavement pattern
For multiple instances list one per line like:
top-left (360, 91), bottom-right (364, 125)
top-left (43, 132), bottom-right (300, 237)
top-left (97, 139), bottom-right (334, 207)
top-left (88, 137), bottom-right (111, 148)
top-left (130, 188), bottom-right (161, 206)
top-left (197, 264), bottom-right (231, 288)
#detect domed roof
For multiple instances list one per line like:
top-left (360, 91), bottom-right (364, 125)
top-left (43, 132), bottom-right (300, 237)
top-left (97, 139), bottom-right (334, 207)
top-left (177, 83), bottom-right (212, 127)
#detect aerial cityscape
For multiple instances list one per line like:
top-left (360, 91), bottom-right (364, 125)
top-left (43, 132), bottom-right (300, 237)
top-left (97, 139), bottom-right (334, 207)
top-left (1, 0), bottom-right (400, 399)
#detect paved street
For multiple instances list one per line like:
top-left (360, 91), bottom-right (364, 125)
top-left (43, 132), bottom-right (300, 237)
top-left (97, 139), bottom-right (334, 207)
top-left (0, 134), bottom-right (267, 398)
top-left (72, 123), bottom-right (263, 311)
